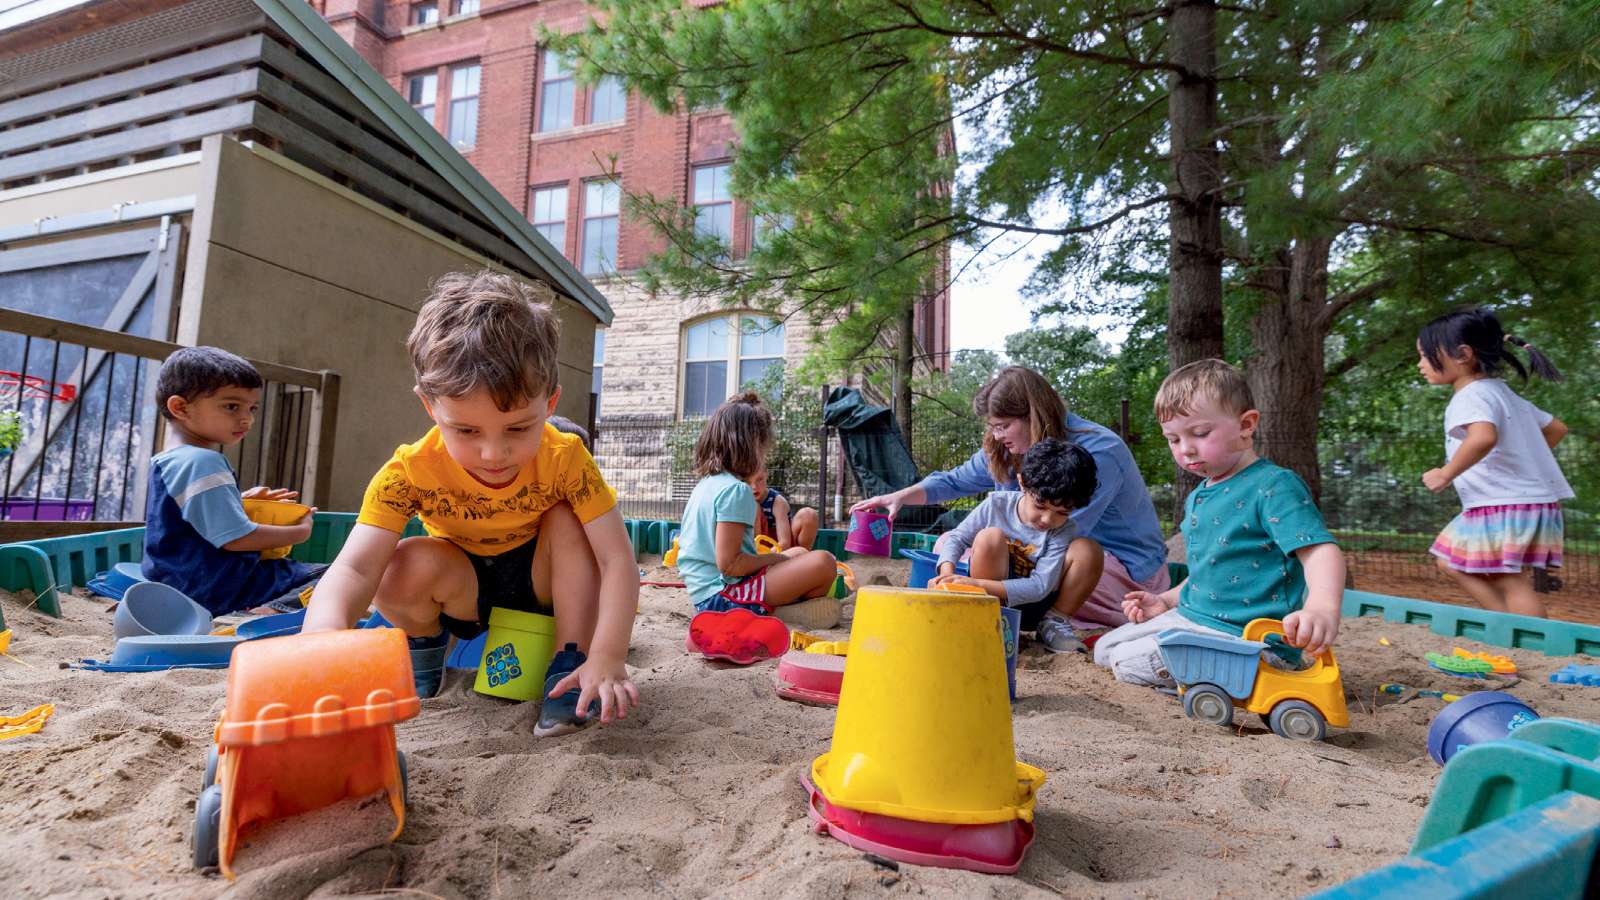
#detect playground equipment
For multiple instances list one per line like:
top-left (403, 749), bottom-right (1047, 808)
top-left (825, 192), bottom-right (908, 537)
top-left (1157, 618), bottom-right (1349, 741)
top-left (805, 585), bottom-right (1043, 873)
top-left (1426, 691), bottom-right (1539, 765)
top-left (192, 628), bottom-right (419, 877)
top-left (240, 499), bottom-right (312, 559)
top-left (844, 508), bottom-right (892, 557)
top-left (473, 608), bottom-right (557, 701)
top-left (113, 581), bottom-right (212, 639)
top-left (1314, 718), bottom-right (1600, 898)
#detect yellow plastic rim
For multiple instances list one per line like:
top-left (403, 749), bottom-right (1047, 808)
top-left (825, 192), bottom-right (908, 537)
top-left (809, 754), bottom-right (1046, 825)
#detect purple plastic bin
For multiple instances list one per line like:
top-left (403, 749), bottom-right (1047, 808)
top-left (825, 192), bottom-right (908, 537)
top-left (1427, 691), bottom-right (1540, 765)
top-left (0, 497), bottom-right (94, 521)
top-left (844, 509), bottom-right (892, 557)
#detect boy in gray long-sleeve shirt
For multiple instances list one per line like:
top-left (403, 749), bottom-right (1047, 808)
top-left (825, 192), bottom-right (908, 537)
top-left (933, 438), bottom-right (1100, 653)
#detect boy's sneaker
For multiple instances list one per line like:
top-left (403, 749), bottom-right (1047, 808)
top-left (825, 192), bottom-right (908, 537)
top-left (408, 630), bottom-right (451, 699)
top-left (534, 643), bottom-right (599, 738)
top-left (1035, 614), bottom-right (1086, 654)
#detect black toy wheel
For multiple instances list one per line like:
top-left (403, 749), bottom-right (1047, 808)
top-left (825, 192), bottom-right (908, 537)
top-left (397, 751), bottom-right (409, 806)
top-left (193, 784), bottom-right (222, 869)
top-left (1183, 684), bottom-right (1235, 727)
top-left (202, 746), bottom-right (218, 790)
top-left (1269, 700), bottom-right (1327, 741)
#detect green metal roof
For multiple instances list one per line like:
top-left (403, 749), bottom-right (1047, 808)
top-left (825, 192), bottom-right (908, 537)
top-left (253, 0), bottom-right (614, 324)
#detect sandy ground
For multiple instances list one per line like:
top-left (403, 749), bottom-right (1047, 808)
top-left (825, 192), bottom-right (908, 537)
top-left (4, 555), bottom-right (1600, 899)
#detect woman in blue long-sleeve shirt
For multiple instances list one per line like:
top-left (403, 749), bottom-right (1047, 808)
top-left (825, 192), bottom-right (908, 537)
top-left (852, 366), bottom-right (1169, 650)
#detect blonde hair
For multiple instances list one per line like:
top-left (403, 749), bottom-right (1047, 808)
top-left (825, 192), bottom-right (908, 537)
top-left (408, 270), bottom-right (562, 411)
top-left (973, 366), bottom-right (1067, 485)
top-left (692, 391), bottom-right (772, 478)
top-left (1154, 358), bottom-right (1255, 421)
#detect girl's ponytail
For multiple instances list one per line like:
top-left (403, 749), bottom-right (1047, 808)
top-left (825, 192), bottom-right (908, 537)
top-left (1504, 334), bottom-right (1564, 382)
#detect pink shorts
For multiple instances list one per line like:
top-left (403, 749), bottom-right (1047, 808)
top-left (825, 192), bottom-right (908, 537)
top-left (1072, 551), bottom-right (1170, 631)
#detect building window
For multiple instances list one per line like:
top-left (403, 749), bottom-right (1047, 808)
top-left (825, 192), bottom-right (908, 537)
top-left (692, 163), bottom-right (733, 247)
top-left (407, 72), bottom-right (437, 127)
top-left (530, 184), bottom-right (567, 251)
top-left (681, 314), bottom-right (785, 417)
top-left (411, 1), bottom-right (437, 25)
top-left (447, 64), bottom-right (480, 149)
top-left (592, 327), bottom-right (605, 397)
top-left (591, 75), bottom-right (626, 125)
top-left (752, 212), bottom-right (793, 251)
top-left (581, 179), bottom-right (620, 275)
top-left (453, 0), bottom-right (477, 14)
top-left (539, 48), bottom-right (574, 132)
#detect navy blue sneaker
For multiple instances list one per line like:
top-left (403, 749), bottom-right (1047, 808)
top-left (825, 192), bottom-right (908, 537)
top-left (408, 630), bottom-right (450, 699)
top-left (534, 643), bottom-right (599, 737)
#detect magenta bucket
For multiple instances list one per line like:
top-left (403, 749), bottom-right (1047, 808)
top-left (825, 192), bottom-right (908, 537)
top-left (845, 509), bottom-right (893, 557)
top-left (1427, 691), bottom-right (1540, 765)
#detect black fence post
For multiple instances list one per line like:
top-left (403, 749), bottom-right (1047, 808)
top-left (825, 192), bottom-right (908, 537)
top-left (818, 383), bottom-right (829, 529)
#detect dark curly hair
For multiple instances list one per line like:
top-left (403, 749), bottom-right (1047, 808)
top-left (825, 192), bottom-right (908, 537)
top-left (1018, 438), bottom-right (1096, 511)
top-left (155, 346), bottom-right (263, 420)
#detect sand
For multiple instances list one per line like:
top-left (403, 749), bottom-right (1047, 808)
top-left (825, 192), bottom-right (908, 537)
top-left (4, 555), bottom-right (1600, 899)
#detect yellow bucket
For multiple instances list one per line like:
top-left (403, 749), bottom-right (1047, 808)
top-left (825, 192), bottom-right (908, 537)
top-left (811, 585), bottom-right (1045, 825)
top-left (472, 608), bottom-right (558, 701)
top-left (240, 499), bottom-right (310, 560)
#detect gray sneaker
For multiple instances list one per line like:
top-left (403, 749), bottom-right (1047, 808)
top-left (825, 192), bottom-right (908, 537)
top-left (1035, 615), bottom-right (1086, 654)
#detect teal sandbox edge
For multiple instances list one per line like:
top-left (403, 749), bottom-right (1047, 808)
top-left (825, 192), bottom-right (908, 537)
top-left (1342, 589), bottom-right (1600, 657)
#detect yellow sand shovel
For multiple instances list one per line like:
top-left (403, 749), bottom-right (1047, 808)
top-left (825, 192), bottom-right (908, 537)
top-left (0, 703), bottom-right (54, 740)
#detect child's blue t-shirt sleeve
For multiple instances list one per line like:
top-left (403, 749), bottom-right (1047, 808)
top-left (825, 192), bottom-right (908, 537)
top-left (1260, 469), bottom-right (1336, 556)
top-left (154, 449), bottom-right (256, 549)
top-left (713, 480), bottom-right (757, 527)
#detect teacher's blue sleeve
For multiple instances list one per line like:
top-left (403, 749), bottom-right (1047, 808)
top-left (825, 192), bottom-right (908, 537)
top-left (919, 449), bottom-right (997, 504)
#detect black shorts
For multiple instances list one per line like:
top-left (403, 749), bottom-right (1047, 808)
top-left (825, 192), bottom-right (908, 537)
top-left (437, 536), bottom-right (552, 640)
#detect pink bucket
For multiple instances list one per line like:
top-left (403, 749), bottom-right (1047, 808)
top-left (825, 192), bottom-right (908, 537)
top-left (844, 508), bottom-right (893, 557)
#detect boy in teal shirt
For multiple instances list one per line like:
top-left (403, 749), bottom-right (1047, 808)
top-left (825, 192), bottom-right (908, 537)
top-left (1094, 359), bottom-right (1344, 687)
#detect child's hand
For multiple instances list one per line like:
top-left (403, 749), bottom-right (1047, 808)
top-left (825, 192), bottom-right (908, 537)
top-left (550, 656), bottom-right (639, 725)
top-left (1122, 590), bottom-right (1166, 624)
top-left (243, 486), bottom-right (300, 501)
top-left (1283, 607), bottom-right (1339, 656)
top-left (1421, 468), bottom-right (1452, 493)
top-left (930, 573), bottom-right (974, 588)
top-left (291, 507), bottom-right (317, 542)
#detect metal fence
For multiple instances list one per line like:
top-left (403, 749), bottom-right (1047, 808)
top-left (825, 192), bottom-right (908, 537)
top-left (0, 308), bottom-right (339, 537)
top-left (593, 396), bottom-right (1598, 602)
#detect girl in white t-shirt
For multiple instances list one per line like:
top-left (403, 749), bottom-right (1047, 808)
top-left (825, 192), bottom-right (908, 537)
top-left (1417, 308), bottom-right (1573, 617)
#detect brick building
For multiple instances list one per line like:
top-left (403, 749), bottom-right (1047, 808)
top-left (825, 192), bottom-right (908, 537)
top-left (312, 0), bottom-right (951, 429)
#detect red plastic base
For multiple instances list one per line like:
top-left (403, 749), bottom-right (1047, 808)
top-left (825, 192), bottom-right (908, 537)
top-left (686, 608), bottom-right (789, 665)
top-left (802, 775), bottom-right (1034, 874)
top-left (774, 649), bottom-right (844, 705)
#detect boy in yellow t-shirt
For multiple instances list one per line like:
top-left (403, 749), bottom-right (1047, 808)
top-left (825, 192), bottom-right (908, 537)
top-left (304, 271), bottom-right (638, 738)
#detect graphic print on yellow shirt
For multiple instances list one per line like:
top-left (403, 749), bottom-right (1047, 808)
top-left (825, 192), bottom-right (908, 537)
top-left (357, 423), bottom-right (616, 555)
top-left (1007, 538), bottom-right (1039, 578)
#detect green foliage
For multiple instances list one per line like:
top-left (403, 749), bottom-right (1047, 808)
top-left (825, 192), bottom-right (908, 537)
top-left (0, 412), bottom-right (20, 453)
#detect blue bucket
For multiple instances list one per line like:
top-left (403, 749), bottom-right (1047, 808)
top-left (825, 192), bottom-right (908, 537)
top-left (1000, 606), bottom-right (1020, 702)
top-left (900, 548), bottom-right (968, 589)
top-left (1427, 691), bottom-right (1540, 765)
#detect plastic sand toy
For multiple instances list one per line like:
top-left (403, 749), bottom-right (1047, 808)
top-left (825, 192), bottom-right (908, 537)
top-left (1453, 647), bottom-right (1517, 675)
top-left (1157, 618), bottom-right (1349, 741)
top-left (806, 585), bottom-right (1043, 873)
top-left (240, 498), bottom-right (312, 559)
top-left (0, 703), bottom-right (53, 740)
top-left (192, 628), bottom-right (419, 877)
top-left (1426, 652), bottom-right (1495, 678)
top-left (686, 607), bottom-right (789, 664)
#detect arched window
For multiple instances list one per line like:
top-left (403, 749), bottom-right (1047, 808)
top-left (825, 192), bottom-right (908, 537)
top-left (681, 314), bottom-right (785, 417)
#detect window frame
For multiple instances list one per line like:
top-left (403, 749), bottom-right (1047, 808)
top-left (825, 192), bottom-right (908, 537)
top-left (446, 62), bottom-right (481, 150)
top-left (580, 177), bottom-right (621, 276)
top-left (538, 47), bottom-right (575, 133)
top-left (452, 0), bottom-right (478, 15)
top-left (589, 74), bottom-right (627, 126)
top-left (529, 183), bottom-right (569, 254)
top-left (678, 312), bottom-right (786, 419)
top-left (406, 71), bottom-right (437, 127)
top-left (411, 0), bottom-right (438, 25)
top-left (691, 162), bottom-right (734, 251)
